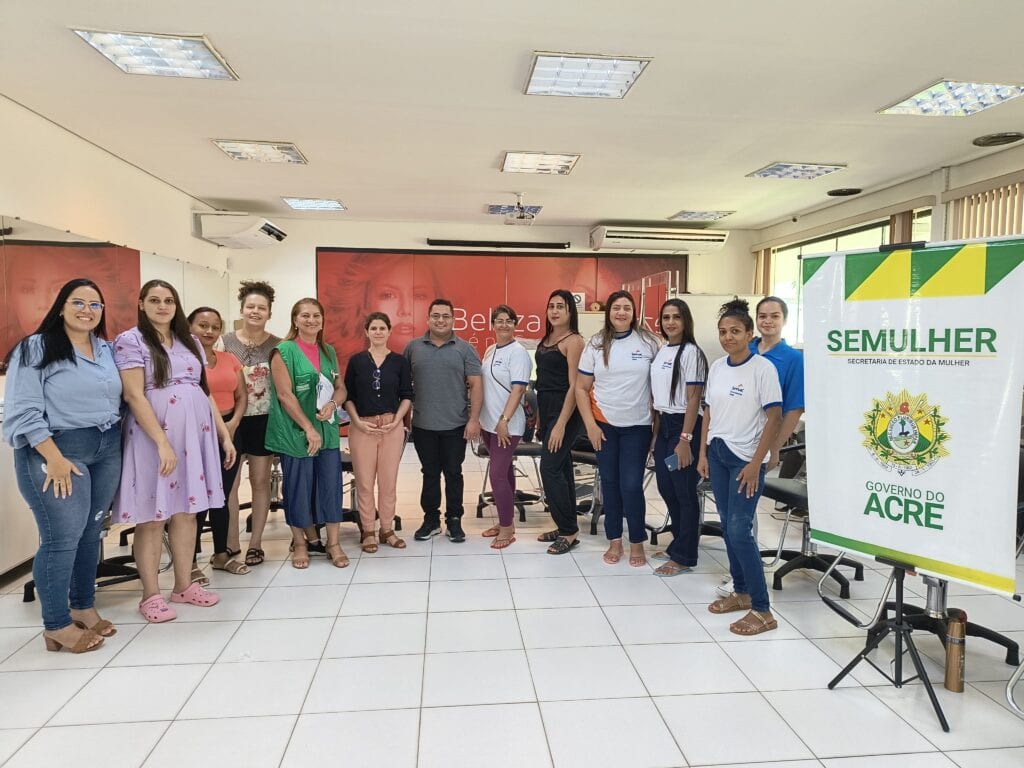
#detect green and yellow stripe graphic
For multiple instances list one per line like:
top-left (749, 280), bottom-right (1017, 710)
top-left (801, 239), bottom-right (1024, 301)
top-left (811, 529), bottom-right (1015, 593)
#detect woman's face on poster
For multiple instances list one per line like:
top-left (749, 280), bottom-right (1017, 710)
top-left (8, 257), bottom-right (82, 335)
top-left (365, 262), bottom-right (436, 350)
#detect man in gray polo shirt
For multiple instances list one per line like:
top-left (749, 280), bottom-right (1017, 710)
top-left (404, 298), bottom-right (482, 542)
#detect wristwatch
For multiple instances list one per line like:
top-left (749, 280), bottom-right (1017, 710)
top-left (679, 432), bottom-right (693, 441)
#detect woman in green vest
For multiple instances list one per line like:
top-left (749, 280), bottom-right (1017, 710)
top-left (265, 298), bottom-right (349, 569)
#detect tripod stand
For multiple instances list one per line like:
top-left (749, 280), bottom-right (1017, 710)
top-left (822, 556), bottom-right (949, 732)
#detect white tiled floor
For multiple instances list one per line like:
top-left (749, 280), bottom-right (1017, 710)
top-left (2, 444), bottom-right (1024, 767)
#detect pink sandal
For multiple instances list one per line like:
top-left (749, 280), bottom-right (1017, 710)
top-left (170, 582), bottom-right (220, 607)
top-left (139, 594), bottom-right (177, 623)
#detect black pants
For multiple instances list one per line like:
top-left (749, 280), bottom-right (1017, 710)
top-left (195, 438), bottom-right (243, 556)
top-left (540, 411), bottom-right (584, 536)
top-left (412, 425), bottom-right (468, 523)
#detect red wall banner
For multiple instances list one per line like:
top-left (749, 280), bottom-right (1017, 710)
top-left (1, 242), bottom-right (141, 365)
top-left (317, 248), bottom-right (686, 371)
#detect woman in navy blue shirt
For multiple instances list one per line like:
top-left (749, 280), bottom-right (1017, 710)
top-left (3, 279), bottom-right (123, 653)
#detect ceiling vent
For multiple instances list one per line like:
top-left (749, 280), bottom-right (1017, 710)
top-left (589, 225), bottom-right (728, 252)
top-left (193, 212), bottom-right (287, 249)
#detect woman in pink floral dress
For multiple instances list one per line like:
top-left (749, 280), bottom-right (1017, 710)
top-left (114, 280), bottom-right (236, 622)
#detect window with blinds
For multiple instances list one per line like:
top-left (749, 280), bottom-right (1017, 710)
top-left (948, 181), bottom-right (1024, 239)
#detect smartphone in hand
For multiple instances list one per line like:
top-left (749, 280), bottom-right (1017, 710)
top-left (664, 453), bottom-right (680, 472)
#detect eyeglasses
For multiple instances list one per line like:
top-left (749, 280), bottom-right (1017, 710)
top-left (372, 369), bottom-right (382, 391)
top-left (429, 313), bottom-right (453, 321)
top-left (67, 299), bottom-right (105, 312)
top-left (492, 319), bottom-right (516, 326)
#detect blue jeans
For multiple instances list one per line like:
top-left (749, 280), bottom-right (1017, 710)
top-left (653, 412), bottom-right (702, 567)
top-left (14, 425), bottom-right (122, 630)
top-left (280, 449), bottom-right (344, 528)
top-left (596, 423), bottom-right (651, 543)
top-left (707, 437), bottom-right (770, 612)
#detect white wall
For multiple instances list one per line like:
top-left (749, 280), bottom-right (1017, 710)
top-left (225, 219), bottom-right (759, 337)
top-left (0, 95), bottom-right (225, 273)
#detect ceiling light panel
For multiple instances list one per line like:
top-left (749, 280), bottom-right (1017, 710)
top-left (747, 162), bottom-right (846, 180)
top-left (283, 197), bottom-right (345, 210)
top-left (213, 140), bottom-right (307, 164)
top-left (487, 204), bottom-right (543, 215)
top-left (526, 53), bottom-right (650, 99)
top-left (881, 80), bottom-right (1024, 117)
top-left (72, 29), bottom-right (237, 80)
top-left (668, 210), bottom-right (735, 222)
top-left (501, 152), bottom-right (580, 175)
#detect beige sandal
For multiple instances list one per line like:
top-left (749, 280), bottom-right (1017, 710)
top-left (708, 592), bottom-right (753, 614)
top-left (291, 542), bottom-right (309, 569)
top-left (326, 543), bottom-right (350, 568)
top-left (379, 529), bottom-right (406, 549)
top-left (210, 552), bottom-right (250, 575)
top-left (729, 610), bottom-right (778, 635)
top-left (481, 525), bottom-right (501, 538)
top-left (361, 531), bottom-right (379, 553)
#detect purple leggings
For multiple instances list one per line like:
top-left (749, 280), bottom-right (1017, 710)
top-left (480, 430), bottom-right (522, 526)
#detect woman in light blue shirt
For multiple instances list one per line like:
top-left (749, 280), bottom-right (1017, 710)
top-left (3, 278), bottom-right (123, 654)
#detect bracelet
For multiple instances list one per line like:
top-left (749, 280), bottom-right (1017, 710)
top-left (680, 432), bottom-right (693, 441)
top-left (499, 414), bottom-right (511, 423)
top-left (328, 399), bottom-right (338, 409)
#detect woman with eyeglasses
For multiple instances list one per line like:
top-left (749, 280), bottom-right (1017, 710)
top-left (479, 305), bottom-right (533, 549)
top-left (113, 280), bottom-right (236, 623)
top-left (3, 280), bottom-right (122, 652)
top-left (265, 298), bottom-right (349, 569)
top-left (343, 312), bottom-right (414, 552)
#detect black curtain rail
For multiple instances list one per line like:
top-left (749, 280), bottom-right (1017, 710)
top-left (426, 238), bottom-right (570, 250)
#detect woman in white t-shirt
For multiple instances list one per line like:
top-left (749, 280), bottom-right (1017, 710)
top-left (650, 299), bottom-right (708, 577)
top-left (698, 299), bottom-right (782, 635)
top-left (479, 305), bottom-right (534, 549)
top-left (575, 290), bottom-right (660, 567)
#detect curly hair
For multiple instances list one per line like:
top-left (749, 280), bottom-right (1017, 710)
top-left (237, 280), bottom-right (276, 309)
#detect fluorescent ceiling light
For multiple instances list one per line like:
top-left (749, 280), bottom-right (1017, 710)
top-left (747, 162), bottom-right (846, 180)
top-left (72, 29), bottom-right (237, 80)
top-left (501, 151), bottom-right (580, 175)
top-left (881, 80), bottom-right (1024, 117)
top-left (283, 197), bottom-right (345, 211)
top-left (213, 140), bottom-right (307, 164)
top-left (526, 52), bottom-right (650, 99)
top-left (668, 210), bottom-right (735, 222)
top-left (487, 204), bottom-right (543, 215)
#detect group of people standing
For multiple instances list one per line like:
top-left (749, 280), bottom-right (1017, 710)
top-left (3, 271), bottom-right (801, 653)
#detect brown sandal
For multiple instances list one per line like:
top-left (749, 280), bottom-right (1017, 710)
top-left (361, 531), bottom-right (379, 553)
top-left (379, 529), bottom-right (406, 549)
top-left (72, 618), bottom-right (117, 637)
top-left (708, 593), bottom-right (753, 614)
top-left (537, 529), bottom-right (560, 542)
top-left (730, 610), bottom-right (778, 635)
top-left (291, 542), bottom-right (309, 569)
top-left (481, 525), bottom-right (501, 538)
top-left (44, 628), bottom-right (104, 653)
top-left (326, 543), bottom-right (350, 568)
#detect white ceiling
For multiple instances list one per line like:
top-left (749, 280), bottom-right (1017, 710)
top-left (3, 0), bottom-right (1023, 231)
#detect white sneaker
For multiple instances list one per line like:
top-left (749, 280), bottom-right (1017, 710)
top-left (715, 578), bottom-right (734, 597)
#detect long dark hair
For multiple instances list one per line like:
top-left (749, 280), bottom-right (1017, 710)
top-left (658, 298), bottom-right (708, 405)
top-left (592, 290), bottom-right (659, 367)
top-left (3, 278), bottom-right (108, 371)
top-left (543, 288), bottom-right (579, 341)
top-left (138, 279), bottom-right (209, 393)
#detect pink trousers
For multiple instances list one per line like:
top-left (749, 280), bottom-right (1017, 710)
top-left (348, 414), bottom-right (406, 531)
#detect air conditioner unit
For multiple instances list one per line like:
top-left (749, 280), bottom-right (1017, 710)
top-left (193, 212), bottom-right (287, 249)
top-left (589, 225), bottom-right (729, 252)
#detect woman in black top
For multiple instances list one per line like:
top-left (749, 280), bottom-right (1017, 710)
top-left (344, 312), bottom-right (414, 552)
top-left (535, 289), bottom-right (587, 554)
